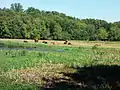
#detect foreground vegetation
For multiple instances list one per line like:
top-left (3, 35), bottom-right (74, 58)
top-left (1, 3), bottom-right (120, 41)
top-left (0, 40), bottom-right (120, 89)
top-left (1, 2), bottom-right (120, 90)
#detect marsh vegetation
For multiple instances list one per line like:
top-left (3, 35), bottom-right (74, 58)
top-left (0, 40), bottom-right (120, 89)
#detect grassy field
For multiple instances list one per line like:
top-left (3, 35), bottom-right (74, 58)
top-left (0, 39), bottom-right (120, 90)
top-left (1, 39), bottom-right (120, 48)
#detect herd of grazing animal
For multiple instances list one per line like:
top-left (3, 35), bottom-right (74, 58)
top-left (42, 41), bottom-right (48, 44)
top-left (23, 40), bottom-right (102, 48)
top-left (23, 40), bottom-right (72, 46)
top-left (64, 40), bottom-right (72, 45)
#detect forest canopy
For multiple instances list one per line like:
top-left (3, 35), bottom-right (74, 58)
top-left (0, 3), bottom-right (120, 41)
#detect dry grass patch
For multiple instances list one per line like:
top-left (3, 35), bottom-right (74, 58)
top-left (3, 63), bottom-right (74, 86)
top-left (1, 39), bottom-right (120, 48)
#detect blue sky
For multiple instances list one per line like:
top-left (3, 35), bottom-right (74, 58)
top-left (0, 0), bottom-right (120, 22)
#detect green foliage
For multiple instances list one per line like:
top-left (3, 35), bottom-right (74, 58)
top-left (10, 3), bottom-right (23, 12)
top-left (98, 27), bottom-right (108, 40)
top-left (109, 26), bottom-right (120, 41)
top-left (50, 22), bottom-right (62, 40)
top-left (0, 3), bottom-right (120, 41)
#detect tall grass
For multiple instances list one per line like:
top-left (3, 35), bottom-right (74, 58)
top-left (0, 40), bottom-right (48, 48)
top-left (0, 45), bottom-right (120, 72)
top-left (0, 41), bottom-right (120, 89)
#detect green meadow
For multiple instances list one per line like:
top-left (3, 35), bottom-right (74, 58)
top-left (0, 40), bottom-right (120, 90)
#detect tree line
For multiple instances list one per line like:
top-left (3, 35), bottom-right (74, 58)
top-left (0, 3), bottom-right (120, 41)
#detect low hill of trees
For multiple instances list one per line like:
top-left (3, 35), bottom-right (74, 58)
top-left (0, 3), bottom-right (120, 41)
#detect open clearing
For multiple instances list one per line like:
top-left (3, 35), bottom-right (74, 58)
top-left (0, 39), bottom-right (120, 89)
top-left (0, 39), bottom-right (120, 48)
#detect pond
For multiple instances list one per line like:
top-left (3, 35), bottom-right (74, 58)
top-left (0, 46), bottom-right (64, 52)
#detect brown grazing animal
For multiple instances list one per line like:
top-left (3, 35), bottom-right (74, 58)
top-left (64, 40), bottom-right (68, 44)
top-left (51, 42), bottom-right (55, 45)
top-left (23, 40), bottom-right (28, 43)
top-left (68, 42), bottom-right (72, 45)
top-left (42, 41), bottom-right (47, 44)
top-left (34, 39), bottom-right (38, 42)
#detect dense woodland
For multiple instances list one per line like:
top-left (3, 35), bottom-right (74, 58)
top-left (0, 3), bottom-right (120, 41)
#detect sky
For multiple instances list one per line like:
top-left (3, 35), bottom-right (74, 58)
top-left (0, 0), bottom-right (120, 22)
